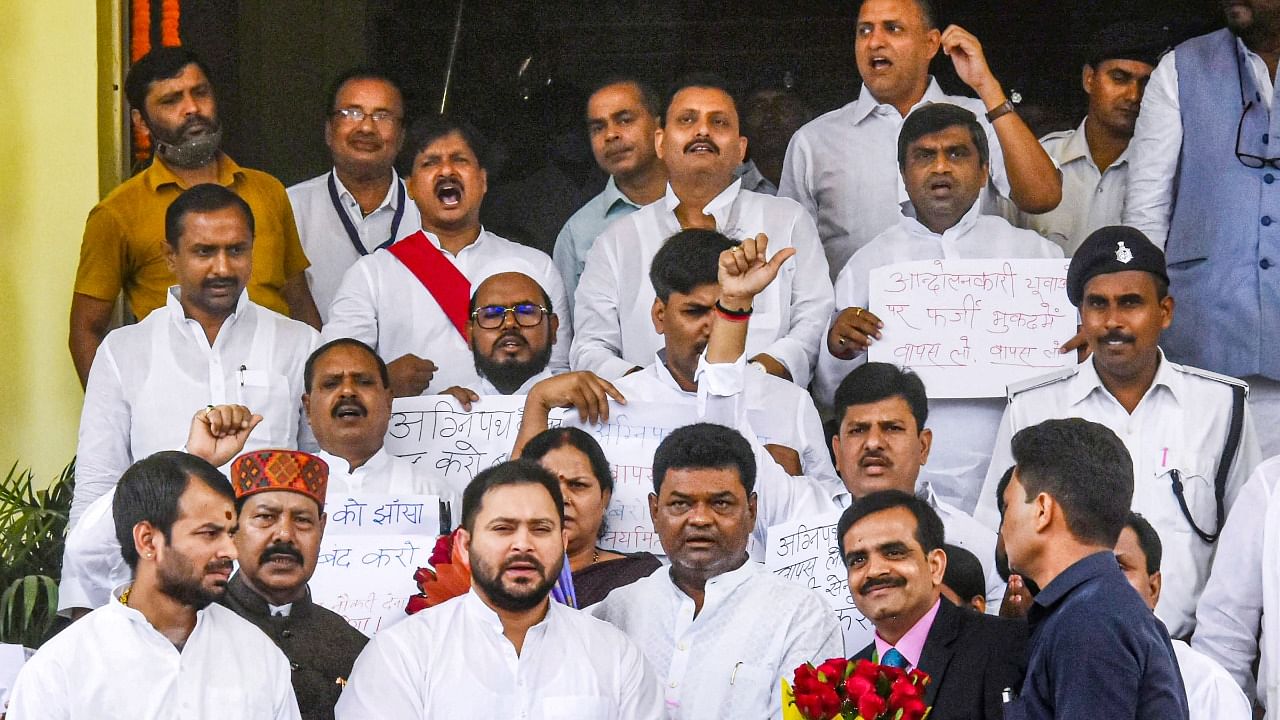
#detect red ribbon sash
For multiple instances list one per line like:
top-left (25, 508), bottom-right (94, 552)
top-left (387, 231), bottom-right (471, 340)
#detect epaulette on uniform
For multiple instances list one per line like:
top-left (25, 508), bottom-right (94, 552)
top-left (1006, 365), bottom-right (1079, 401)
top-left (1038, 128), bottom-right (1074, 145)
top-left (1176, 364), bottom-right (1250, 396)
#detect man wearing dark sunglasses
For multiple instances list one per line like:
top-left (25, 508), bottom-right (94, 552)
top-left (445, 272), bottom-right (560, 404)
top-left (1125, 1), bottom-right (1280, 461)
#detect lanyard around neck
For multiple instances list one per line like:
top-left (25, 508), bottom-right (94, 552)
top-left (327, 170), bottom-right (406, 256)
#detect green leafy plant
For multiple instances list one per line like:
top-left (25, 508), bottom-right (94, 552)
top-left (0, 460), bottom-right (73, 648)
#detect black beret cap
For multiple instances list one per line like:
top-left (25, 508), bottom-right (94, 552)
top-left (1066, 226), bottom-right (1169, 306)
top-left (1085, 21), bottom-right (1172, 69)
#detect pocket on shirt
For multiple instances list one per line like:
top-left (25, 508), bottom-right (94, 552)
top-left (236, 371), bottom-right (294, 443)
top-left (541, 696), bottom-right (612, 719)
top-left (724, 663), bottom-right (776, 716)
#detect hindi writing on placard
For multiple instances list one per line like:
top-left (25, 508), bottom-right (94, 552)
top-left (869, 258), bottom-right (1074, 398)
top-left (384, 395), bottom-right (561, 483)
top-left (766, 513), bottom-right (874, 653)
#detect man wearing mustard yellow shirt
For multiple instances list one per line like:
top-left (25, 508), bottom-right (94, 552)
top-left (69, 46), bottom-right (320, 386)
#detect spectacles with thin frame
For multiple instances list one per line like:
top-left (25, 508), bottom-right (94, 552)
top-left (332, 107), bottom-right (400, 125)
top-left (1234, 48), bottom-right (1280, 169)
top-left (471, 303), bottom-right (549, 329)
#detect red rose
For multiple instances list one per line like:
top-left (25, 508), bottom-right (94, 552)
top-left (858, 691), bottom-right (887, 720)
top-left (404, 593), bottom-right (431, 615)
top-left (794, 664), bottom-right (823, 695)
top-left (889, 676), bottom-right (921, 708)
top-left (853, 659), bottom-right (880, 681)
top-left (843, 674), bottom-right (874, 701)
top-left (794, 686), bottom-right (841, 720)
top-left (908, 668), bottom-right (931, 687)
top-left (816, 658), bottom-right (849, 685)
top-left (898, 697), bottom-right (928, 720)
top-left (429, 533), bottom-right (453, 566)
top-left (879, 665), bottom-right (908, 684)
top-left (817, 687), bottom-right (842, 718)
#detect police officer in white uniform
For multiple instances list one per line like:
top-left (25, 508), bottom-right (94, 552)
top-left (976, 226), bottom-right (1261, 640)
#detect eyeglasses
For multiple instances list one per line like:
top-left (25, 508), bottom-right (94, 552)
top-left (471, 303), bottom-right (549, 329)
top-left (332, 108), bottom-right (400, 125)
top-left (1234, 49), bottom-right (1280, 169)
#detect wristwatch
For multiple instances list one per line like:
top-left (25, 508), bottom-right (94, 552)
top-left (985, 99), bottom-right (1016, 123)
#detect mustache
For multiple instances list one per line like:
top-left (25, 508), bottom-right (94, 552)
top-left (1099, 331), bottom-right (1134, 344)
top-left (684, 136), bottom-right (720, 154)
top-left (259, 542), bottom-right (304, 566)
top-left (503, 553), bottom-right (546, 573)
top-left (203, 277), bottom-right (237, 290)
top-left (859, 575), bottom-right (906, 595)
top-left (206, 557), bottom-right (235, 575)
top-left (178, 114), bottom-right (218, 136)
top-left (332, 397), bottom-right (367, 417)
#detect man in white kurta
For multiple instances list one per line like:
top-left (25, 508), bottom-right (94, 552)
top-left (589, 423), bottom-right (843, 719)
top-left (571, 78), bottom-right (832, 387)
top-left (10, 451), bottom-right (300, 720)
top-left (779, 0), bottom-right (1061, 276)
top-left (286, 71), bottom-right (420, 322)
top-left (814, 103), bottom-right (1062, 513)
top-left (73, 186), bottom-right (318, 529)
top-left (321, 118), bottom-right (569, 397)
top-left (336, 460), bottom-right (663, 719)
top-left (975, 227), bottom-right (1260, 639)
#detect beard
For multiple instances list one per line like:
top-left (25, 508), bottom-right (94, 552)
top-left (149, 113), bottom-right (223, 169)
top-left (472, 339), bottom-right (552, 395)
top-left (469, 551), bottom-right (561, 612)
top-left (156, 550), bottom-right (233, 610)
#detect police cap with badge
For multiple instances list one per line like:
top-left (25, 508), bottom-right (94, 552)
top-left (1066, 225), bottom-right (1170, 307)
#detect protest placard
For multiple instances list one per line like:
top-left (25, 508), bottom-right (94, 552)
top-left (309, 492), bottom-right (442, 636)
top-left (384, 395), bottom-right (559, 486)
top-left (868, 258), bottom-right (1074, 398)
top-left (766, 512), bottom-right (874, 653)
top-left (564, 401), bottom-right (690, 555)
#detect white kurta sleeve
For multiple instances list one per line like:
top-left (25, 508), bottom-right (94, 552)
top-left (760, 210), bottom-right (833, 388)
top-left (57, 492), bottom-right (125, 613)
top-left (535, 255), bottom-right (573, 374)
top-left (72, 343), bottom-right (131, 528)
top-left (770, 592), bottom-right (845, 718)
top-left (5, 651), bottom-right (69, 720)
top-left (813, 259), bottom-right (870, 408)
top-left (615, 632), bottom-right (666, 720)
top-left (1123, 52), bottom-right (1182, 250)
top-left (272, 652), bottom-right (304, 720)
top-left (570, 232), bottom-right (638, 379)
top-left (552, 220), bottom-right (582, 325)
top-left (1192, 462), bottom-right (1276, 697)
top-left (321, 260), bottom-right (382, 349)
top-left (334, 626), bottom-right (425, 720)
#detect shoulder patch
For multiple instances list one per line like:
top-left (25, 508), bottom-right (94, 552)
top-left (1175, 364), bottom-right (1250, 394)
top-left (1006, 365), bottom-right (1079, 400)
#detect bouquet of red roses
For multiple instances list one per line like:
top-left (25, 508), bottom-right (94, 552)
top-left (782, 657), bottom-right (931, 720)
top-left (405, 530), bottom-right (470, 614)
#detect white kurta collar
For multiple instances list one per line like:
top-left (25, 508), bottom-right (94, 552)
top-left (331, 167), bottom-right (405, 214)
top-left (850, 77), bottom-right (951, 125)
top-left (661, 178), bottom-right (743, 230)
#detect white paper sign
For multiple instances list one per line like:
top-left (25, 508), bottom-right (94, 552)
top-left (310, 493), bottom-right (441, 636)
top-left (766, 513), bottom-right (874, 654)
top-left (384, 395), bottom-right (559, 486)
top-left (868, 258), bottom-right (1074, 398)
top-left (564, 401), bottom-right (690, 555)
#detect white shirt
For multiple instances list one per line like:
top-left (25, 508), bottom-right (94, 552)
top-left (617, 352), bottom-right (838, 486)
top-left (335, 591), bottom-right (664, 720)
top-left (616, 355), bottom-right (836, 557)
top-left (1006, 118), bottom-right (1130, 255)
top-left (322, 228), bottom-right (570, 394)
top-left (779, 79), bottom-right (1014, 277)
top-left (977, 353), bottom-right (1260, 638)
top-left (571, 180), bottom-right (834, 387)
top-left (830, 483), bottom-right (1006, 615)
top-left (553, 176), bottom-right (647, 322)
top-left (1195, 455), bottom-right (1280, 705)
top-left (589, 560), bottom-right (843, 720)
top-left (74, 288), bottom-right (318, 527)
top-left (287, 169), bottom-right (421, 323)
top-left (1126, 41), bottom-right (1276, 248)
top-left (1171, 639), bottom-right (1252, 719)
top-left (814, 203), bottom-right (1063, 512)
top-left (8, 589), bottom-right (300, 720)
top-left (473, 369), bottom-right (555, 397)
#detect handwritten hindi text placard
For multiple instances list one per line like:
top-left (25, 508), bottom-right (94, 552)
top-left (766, 512), bottom-right (873, 653)
top-left (868, 258), bottom-right (1074, 398)
top-left (384, 395), bottom-right (560, 487)
top-left (310, 493), bottom-right (440, 636)
top-left (564, 401), bottom-right (689, 555)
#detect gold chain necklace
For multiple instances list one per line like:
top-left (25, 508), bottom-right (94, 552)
top-left (119, 585), bottom-right (132, 605)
